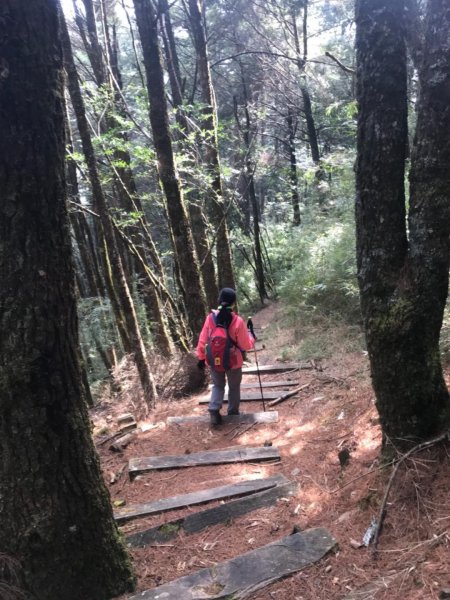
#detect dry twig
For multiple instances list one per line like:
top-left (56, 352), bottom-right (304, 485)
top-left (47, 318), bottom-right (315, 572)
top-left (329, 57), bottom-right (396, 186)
top-left (372, 431), bottom-right (449, 552)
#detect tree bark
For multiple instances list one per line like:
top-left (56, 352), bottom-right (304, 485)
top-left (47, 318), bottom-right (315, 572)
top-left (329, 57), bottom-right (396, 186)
top-left (0, 1), bottom-right (135, 598)
top-left (187, 0), bottom-right (236, 290)
top-left (158, 0), bottom-right (218, 309)
top-left (355, 0), bottom-right (450, 451)
top-left (133, 0), bottom-right (208, 338)
top-left (286, 109), bottom-right (301, 226)
top-left (75, 0), bottom-right (174, 355)
top-left (66, 112), bottom-right (105, 298)
top-left (60, 4), bottom-right (158, 404)
top-left (292, 1), bottom-right (320, 164)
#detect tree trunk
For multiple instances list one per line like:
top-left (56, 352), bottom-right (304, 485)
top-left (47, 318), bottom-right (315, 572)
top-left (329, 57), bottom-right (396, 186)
top-left (0, 2), bottom-right (135, 598)
top-left (238, 75), bottom-right (267, 303)
top-left (133, 0), bottom-right (207, 338)
top-left (286, 109), bottom-right (301, 226)
top-left (75, 0), bottom-right (174, 355)
top-left (158, 0), bottom-right (218, 309)
top-left (355, 0), bottom-right (450, 451)
top-left (66, 112), bottom-right (105, 297)
top-left (60, 5), bottom-right (158, 405)
top-left (292, 2), bottom-right (320, 164)
top-left (187, 0), bottom-right (235, 290)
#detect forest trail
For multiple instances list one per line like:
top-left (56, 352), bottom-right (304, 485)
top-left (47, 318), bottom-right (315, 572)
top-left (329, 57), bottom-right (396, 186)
top-left (93, 303), bottom-right (450, 600)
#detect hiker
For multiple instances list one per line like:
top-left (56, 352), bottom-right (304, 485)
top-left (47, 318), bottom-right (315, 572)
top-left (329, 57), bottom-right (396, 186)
top-left (196, 288), bottom-right (256, 426)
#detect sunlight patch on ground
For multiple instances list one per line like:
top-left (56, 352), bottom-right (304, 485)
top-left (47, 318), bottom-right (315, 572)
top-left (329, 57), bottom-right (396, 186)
top-left (289, 442), bottom-right (307, 456)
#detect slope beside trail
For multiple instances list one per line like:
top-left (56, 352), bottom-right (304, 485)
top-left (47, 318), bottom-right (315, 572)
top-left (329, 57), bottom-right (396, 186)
top-left (93, 302), bottom-right (450, 600)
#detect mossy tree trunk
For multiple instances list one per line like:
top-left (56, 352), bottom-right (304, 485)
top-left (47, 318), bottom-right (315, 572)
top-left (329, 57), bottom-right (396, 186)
top-left (355, 0), bottom-right (450, 451)
top-left (158, 0), bottom-right (218, 309)
top-left (286, 109), bottom-right (301, 226)
top-left (187, 0), bottom-right (235, 290)
top-left (60, 5), bottom-right (158, 404)
top-left (74, 0), bottom-right (174, 356)
top-left (233, 68), bottom-right (267, 303)
top-left (133, 0), bottom-right (207, 338)
top-left (0, 1), bottom-right (135, 598)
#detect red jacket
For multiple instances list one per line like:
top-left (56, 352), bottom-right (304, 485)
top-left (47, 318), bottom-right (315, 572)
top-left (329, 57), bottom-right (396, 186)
top-left (196, 311), bottom-right (255, 369)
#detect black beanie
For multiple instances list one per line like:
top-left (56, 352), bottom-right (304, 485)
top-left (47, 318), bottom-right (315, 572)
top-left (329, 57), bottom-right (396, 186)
top-left (218, 287), bottom-right (236, 306)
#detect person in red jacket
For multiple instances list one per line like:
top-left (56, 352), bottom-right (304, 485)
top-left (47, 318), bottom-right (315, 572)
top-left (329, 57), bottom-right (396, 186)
top-left (196, 288), bottom-right (255, 426)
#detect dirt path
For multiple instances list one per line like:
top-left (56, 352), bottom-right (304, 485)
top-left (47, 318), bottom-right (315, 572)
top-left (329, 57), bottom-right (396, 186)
top-left (93, 302), bottom-right (450, 600)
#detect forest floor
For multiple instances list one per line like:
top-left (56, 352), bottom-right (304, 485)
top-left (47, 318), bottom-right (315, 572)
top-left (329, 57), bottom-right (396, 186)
top-left (92, 302), bottom-right (450, 600)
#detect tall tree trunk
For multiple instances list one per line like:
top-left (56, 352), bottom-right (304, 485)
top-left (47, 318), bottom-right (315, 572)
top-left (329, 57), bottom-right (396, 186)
top-left (292, 1), bottom-right (320, 164)
top-left (0, 2), bottom-right (135, 598)
top-left (233, 72), bottom-right (267, 303)
top-left (355, 0), bottom-right (450, 451)
top-left (286, 108), bottom-right (301, 226)
top-left (133, 0), bottom-right (207, 338)
top-left (158, 0), bottom-right (218, 309)
top-left (60, 5), bottom-right (158, 405)
top-left (187, 0), bottom-right (235, 290)
top-left (66, 112), bottom-right (105, 297)
top-left (75, 0), bottom-right (174, 355)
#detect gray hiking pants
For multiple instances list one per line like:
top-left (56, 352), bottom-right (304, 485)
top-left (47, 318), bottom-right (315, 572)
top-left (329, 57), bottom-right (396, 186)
top-left (209, 368), bottom-right (242, 414)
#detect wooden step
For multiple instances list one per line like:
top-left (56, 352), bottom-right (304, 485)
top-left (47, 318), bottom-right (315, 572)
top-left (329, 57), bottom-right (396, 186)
top-left (129, 528), bottom-right (336, 599)
top-left (242, 363), bottom-right (312, 375)
top-left (167, 411), bottom-right (278, 425)
top-left (199, 390), bottom-right (293, 403)
top-left (129, 446), bottom-right (281, 476)
top-left (127, 479), bottom-right (297, 547)
top-left (209, 380), bottom-right (298, 390)
top-left (115, 474), bottom-right (287, 523)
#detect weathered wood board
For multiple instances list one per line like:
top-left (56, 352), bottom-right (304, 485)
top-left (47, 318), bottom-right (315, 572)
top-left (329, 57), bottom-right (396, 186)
top-left (240, 380), bottom-right (298, 389)
top-left (115, 474), bottom-right (287, 523)
top-left (128, 528), bottom-right (336, 600)
top-left (167, 411), bottom-right (278, 425)
top-left (129, 446), bottom-right (281, 476)
top-left (126, 478), bottom-right (295, 547)
top-left (208, 380), bottom-right (298, 390)
top-left (242, 363), bottom-right (312, 374)
top-left (199, 391), bottom-right (292, 404)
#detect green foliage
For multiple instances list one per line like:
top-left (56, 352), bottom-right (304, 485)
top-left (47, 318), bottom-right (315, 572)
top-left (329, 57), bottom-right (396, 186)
top-left (78, 297), bottom-right (120, 383)
top-left (264, 154), bottom-right (360, 323)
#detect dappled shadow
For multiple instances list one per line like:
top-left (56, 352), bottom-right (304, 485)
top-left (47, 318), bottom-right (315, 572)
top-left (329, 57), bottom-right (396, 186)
top-left (97, 304), bottom-right (450, 600)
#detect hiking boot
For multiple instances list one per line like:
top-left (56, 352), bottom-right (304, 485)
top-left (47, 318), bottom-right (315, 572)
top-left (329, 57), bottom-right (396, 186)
top-left (227, 409), bottom-right (240, 416)
top-left (208, 410), bottom-right (222, 426)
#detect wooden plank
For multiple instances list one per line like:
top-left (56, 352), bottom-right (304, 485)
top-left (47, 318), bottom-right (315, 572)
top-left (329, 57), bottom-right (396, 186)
top-left (242, 363), bottom-right (312, 375)
top-left (209, 380), bottom-right (298, 390)
top-left (241, 380), bottom-right (298, 389)
top-left (199, 390), bottom-right (293, 404)
top-left (115, 474), bottom-right (287, 523)
top-left (126, 480), bottom-right (296, 547)
top-left (129, 446), bottom-right (281, 475)
top-left (167, 412), bottom-right (278, 425)
top-left (183, 480), bottom-right (296, 534)
top-left (129, 528), bottom-right (336, 600)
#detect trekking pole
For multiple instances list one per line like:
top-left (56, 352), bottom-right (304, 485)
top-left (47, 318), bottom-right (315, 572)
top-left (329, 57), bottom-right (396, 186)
top-left (248, 317), bottom-right (265, 412)
top-left (254, 345), bottom-right (266, 412)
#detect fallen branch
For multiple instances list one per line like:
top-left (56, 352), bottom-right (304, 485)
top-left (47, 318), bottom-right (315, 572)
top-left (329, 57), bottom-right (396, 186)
top-left (96, 430), bottom-right (123, 447)
top-left (231, 422), bottom-right (257, 440)
top-left (267, 382), bottom-right (311, 407)
top-left (372, 431), bottom-right (449, 553)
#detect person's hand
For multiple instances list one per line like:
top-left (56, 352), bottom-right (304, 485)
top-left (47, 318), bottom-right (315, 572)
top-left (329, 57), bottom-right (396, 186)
top-left (197, 359), bottom-right (206, 370)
